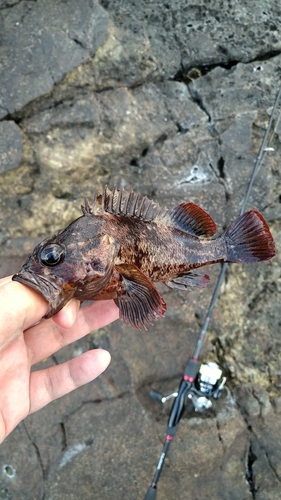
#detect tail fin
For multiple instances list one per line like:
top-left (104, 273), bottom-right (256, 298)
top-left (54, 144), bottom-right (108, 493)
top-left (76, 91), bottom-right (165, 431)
top-left (224, 210), bottom-right (275, 263)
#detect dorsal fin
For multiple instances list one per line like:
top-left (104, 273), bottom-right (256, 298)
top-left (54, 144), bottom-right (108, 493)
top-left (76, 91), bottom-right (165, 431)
top-left (168, 202), bottom-right (217, 237)
top-left (89, 186), bottom-right (168, 222)
top-left (81, 197), bottom-right (92, 215)
top-left (84, 187), bottom-right (216, 237)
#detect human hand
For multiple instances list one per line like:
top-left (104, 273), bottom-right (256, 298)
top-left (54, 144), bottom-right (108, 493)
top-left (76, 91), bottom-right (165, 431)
top-left (0, 276), bottom-right (119, 442)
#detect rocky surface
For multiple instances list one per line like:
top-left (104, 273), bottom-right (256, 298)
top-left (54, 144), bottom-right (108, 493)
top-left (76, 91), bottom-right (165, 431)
top-left (0, 1), bottom-right (281, 499)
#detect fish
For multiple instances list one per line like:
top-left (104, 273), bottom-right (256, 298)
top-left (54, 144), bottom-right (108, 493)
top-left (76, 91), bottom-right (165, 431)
top-left (12, 186), bottom-right (276, 330)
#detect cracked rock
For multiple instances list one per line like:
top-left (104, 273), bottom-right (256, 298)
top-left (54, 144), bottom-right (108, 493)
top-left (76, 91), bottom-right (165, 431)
top-left (0, 0), bottom-right (109, 118)
top-left (0, 121), bottom-right (22, 174)
top-left (0, 425), bottom-right (44, 498)
top-left (0, 1), bottom-right (281, 499)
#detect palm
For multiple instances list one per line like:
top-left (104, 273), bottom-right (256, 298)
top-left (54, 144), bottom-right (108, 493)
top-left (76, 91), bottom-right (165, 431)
top-left (0, 277), bottom-right (119, 442)
top-left (0, 334), bottom-right (31, 438)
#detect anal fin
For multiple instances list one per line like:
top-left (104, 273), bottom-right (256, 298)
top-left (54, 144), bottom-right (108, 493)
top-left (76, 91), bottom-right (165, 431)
top-left (166, 272), bottom-right (210, 290)
top-left (115, 264), bottom-right (166, 330)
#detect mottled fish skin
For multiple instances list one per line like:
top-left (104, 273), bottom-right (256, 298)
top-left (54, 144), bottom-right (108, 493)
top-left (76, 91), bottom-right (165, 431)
top-left (12, 187), bottom-right (276, 330)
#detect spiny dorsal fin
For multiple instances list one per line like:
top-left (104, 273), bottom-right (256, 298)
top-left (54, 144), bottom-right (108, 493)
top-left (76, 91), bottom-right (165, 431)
top-left (89, 186), bottom-right (168, 222)
top-left (85, 187), bottom-right (216, 237)
top-left (81, 197), bottom-right (92, 215)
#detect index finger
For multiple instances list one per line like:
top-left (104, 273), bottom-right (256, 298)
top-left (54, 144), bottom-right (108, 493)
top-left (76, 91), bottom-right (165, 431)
top-left (24, 299), bottom-right (120, 365)
top-left (0, 276), bottom-right (13, 287)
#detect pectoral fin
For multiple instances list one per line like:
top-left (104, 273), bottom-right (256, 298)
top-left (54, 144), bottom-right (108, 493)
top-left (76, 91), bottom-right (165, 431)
top-left (166, 271), bottom-right (210, 290)
top-left (115, 264), bottom-right (166, 330)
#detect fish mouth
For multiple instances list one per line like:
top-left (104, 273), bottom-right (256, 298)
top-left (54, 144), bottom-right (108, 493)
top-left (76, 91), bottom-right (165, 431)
top-left (12, 270), bottom-right (69, 318)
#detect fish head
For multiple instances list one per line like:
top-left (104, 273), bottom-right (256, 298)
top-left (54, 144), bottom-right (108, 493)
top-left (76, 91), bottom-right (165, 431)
top-left (12, 216), bottom-right (118, 318)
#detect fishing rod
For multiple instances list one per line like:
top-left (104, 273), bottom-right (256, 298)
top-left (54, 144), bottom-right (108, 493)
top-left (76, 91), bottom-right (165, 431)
top-left (144, 87), bottom-right (281, 500)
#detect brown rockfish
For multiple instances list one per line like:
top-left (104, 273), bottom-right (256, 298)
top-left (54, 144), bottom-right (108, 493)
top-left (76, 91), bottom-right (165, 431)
top-left (12, 187), bottom-right (275, 330)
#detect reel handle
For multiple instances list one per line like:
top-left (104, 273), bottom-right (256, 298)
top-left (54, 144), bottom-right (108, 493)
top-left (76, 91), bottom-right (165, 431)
top-left (149, 389), bottom-right (164, 403)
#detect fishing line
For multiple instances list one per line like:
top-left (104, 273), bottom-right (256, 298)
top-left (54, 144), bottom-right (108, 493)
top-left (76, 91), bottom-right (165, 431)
top-left (144, 87), bottom-right (281, 500)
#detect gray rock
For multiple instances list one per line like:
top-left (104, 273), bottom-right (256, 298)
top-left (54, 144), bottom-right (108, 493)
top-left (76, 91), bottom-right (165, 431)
top-left (101, 0), bottom-right (281, 76)
top-left (0, 425), bottom-right (44, 498)
top-left (0, 121), bottom-right (22, 174)
top-left (0, 1), bottom-right (281, 499)
top-left (43, 394), bottom-right (250, 500)
top-left (0, 0), bottom-right (109, 118)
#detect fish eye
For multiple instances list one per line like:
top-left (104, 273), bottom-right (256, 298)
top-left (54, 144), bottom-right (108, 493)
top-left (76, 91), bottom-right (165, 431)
top-left (40, 244), bottom-right (65, 267)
